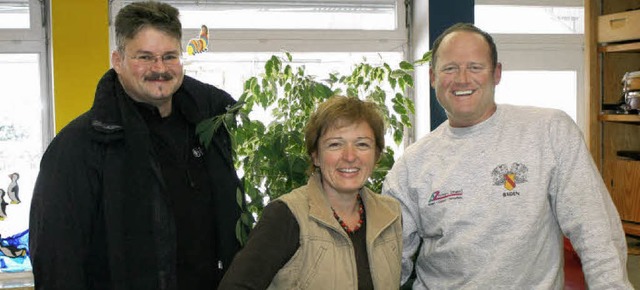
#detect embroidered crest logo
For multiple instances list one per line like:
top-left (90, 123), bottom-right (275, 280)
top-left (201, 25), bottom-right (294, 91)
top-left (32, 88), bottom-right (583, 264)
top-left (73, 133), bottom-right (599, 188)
top-left (492, 162), bottom-right (528, 190)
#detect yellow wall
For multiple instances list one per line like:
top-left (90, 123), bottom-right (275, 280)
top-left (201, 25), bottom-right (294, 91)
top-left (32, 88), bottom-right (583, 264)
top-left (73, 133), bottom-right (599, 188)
top-left (51, 0), bottom-right (110, 132)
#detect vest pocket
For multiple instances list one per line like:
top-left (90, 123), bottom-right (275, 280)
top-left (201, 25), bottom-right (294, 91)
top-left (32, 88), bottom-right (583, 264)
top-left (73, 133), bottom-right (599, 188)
top-left (298, 244), bottom-right (328, 289)
top-left (375, 233), bottom-right (401, 287)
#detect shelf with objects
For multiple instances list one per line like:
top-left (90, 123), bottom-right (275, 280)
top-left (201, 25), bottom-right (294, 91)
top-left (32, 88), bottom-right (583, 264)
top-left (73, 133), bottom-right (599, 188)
top-left (586, 0), bottom-right (640, 236)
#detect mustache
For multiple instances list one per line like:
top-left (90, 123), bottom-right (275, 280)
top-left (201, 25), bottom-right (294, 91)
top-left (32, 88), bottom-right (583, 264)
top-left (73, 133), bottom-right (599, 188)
top-left (145, 72), bottom-right (173, 81)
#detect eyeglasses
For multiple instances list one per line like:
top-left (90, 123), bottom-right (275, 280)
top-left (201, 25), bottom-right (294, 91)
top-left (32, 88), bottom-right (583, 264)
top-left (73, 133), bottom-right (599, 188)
top-left (128, 53), bottom-right (182, 66)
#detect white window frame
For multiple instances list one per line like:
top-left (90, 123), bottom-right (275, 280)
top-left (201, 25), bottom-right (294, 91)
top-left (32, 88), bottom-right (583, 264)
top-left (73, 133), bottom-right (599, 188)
top-left (0, 0), bottom-right (52, 146)
top-left (0, 0), bottom-right (45, 39)
top-left (108, 0), bottom-right (408, 54)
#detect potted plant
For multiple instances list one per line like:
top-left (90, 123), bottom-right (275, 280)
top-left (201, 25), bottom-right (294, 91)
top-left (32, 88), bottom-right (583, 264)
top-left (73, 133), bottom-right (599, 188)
top-left (197, 51), bottom-right (431, 243)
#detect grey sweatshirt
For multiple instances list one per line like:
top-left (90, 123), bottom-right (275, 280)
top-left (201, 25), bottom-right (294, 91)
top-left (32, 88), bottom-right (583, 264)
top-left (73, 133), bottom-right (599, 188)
top-left (383, 104), bottom-right (632, 289)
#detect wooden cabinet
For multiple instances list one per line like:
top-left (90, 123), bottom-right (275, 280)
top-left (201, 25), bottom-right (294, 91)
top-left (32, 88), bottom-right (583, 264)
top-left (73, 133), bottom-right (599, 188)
top-left (585, 0), bottom-right (640, 236)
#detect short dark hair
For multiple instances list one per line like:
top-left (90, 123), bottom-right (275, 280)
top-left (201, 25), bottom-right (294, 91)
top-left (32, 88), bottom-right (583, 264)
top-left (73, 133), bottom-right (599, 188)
top-left (430, 23), bottom-right (498, 72)
top-left (115, 1), bottom-right (182, 52)
top-left (304, 96), bottom-right (386, 173)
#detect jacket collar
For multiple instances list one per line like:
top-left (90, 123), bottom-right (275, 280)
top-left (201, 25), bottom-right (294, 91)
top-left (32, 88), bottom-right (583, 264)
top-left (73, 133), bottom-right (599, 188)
top-left (306, 174), bottom-right (340, 230)
top-left (306, 174), bottom-right (400, 239)
top-left (89, 69), bottom-right (218, 136)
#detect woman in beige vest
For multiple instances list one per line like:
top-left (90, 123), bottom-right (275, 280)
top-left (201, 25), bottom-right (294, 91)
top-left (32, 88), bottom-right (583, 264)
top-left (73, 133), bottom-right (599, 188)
top-left (219, 95), bottom-right (402, 289)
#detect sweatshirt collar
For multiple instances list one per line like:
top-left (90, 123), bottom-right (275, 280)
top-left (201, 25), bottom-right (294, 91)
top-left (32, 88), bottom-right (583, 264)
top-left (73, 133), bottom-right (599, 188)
top-left (445, 104), bottom-right (503, 138)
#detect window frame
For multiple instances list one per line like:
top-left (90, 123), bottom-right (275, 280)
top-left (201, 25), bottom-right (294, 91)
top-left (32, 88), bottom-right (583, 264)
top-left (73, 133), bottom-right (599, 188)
top-left (476, 0), bottom-right (582, 6)
top-left (0, 43), bottom-right (52, 149)
top-left (109, 0), bottom-right (408, 54)
top-left (0, 0), bottom-right (45, 40)
top-left (0, 0), bottom-right (52, 147)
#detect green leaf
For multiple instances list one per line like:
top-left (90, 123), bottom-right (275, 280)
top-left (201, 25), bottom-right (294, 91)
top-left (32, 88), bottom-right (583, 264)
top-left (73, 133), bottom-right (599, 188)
top-left (240, 212), bottom-right (254, 226)
top-left (402, 94), bottom-right (415, 114)
top-left (347, 87), bottom-right (358, 97)
top-left (401, 114), bottom-right (411, 126)
top-left (393, 102), bottom-right (407, 115)
top-left (398, 77), bottom-right (406, 89)
top-left (315, 83), bottom-right (334, 98)
top-left (235, 220), bottom-right (248, 245)
top-left (195, 117), bottom-right (214, 136)
top-left (393, 128), bottom-right (403, 145)
top-left (388, 77), bottom-right (397, 89)
top-left (328, 73), bottom-right (338, 83)
top-left (284, 65), bottom-right (292, 78)
top-left (414, 50), bottom-right (433, 66)
top-left (235, 186), bottom-right (244, 206)
top-left (389, 69), bottom-right (407, 78)
top-left (252, 82), bottom-right (261, 97)
top-left (399, 60), bottom-right (414, 70)
top-left (403, 74), bottom-right (414, 88)
top-left (291, 156), bottom-right (309, 177)
top-left (195, 117), bottom-right (218, 149)
top-left (265, 59), bottom-right (274, 77)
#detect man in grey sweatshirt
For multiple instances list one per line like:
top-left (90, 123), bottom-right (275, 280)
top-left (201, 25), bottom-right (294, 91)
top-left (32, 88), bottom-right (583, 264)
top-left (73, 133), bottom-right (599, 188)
top-left (382, 23), bottom-right (633, 289)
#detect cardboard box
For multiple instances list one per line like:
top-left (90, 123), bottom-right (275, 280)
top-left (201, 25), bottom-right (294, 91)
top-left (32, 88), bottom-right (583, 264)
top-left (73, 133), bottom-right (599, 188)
top-left (598, 9), bottom-right (640, 43)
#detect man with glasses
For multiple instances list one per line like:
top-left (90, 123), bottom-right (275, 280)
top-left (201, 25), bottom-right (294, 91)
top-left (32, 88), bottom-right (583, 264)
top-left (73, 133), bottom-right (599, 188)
top-left (29, 2), bottom-right (244, 289)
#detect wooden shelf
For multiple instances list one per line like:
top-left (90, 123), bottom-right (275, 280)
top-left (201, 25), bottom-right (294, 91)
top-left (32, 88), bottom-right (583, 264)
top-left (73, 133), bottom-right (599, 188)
top-left (623, 221), bottom-right (640, 237)
top-left (599, 41), bottom-right (640, 53)
top-left (588, 0), bottom-right (640, 237)
top-left (599, 114), bottom-right (640, 122)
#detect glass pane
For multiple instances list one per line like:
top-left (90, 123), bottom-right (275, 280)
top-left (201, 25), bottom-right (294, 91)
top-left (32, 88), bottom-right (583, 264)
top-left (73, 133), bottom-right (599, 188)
top-left (495, 71), bottom-right (577, 122)
top-left (0, 0), bottom-right (30, 29)
top-left (184, 51), bottom-right (403, 99)
top-left (183, 51), bottom-right (405, 153)
top-left (0, 53), bottom-right (41, 272)
top-left (176, 2), bottom-right (396, 30)
top-left (475, 5), bottom-right (584, 34)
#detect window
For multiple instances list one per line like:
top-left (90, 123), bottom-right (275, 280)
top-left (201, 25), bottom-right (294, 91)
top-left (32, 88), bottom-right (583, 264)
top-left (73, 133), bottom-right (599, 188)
top-left (0, 0), bottom-right (30, 28)
top-left (175, 0), bottom-right (397, 30)
top-left (183, 52), bottom-right (405, 104)
top-left (475, 5), bottom-right (583, 34)
top-left (111, 0), bottom-right (406, 53)
top-left (110, 0), bottom-right (409, 152)
top-left (474, 0), bottom-right (586, 132)
top-left (183, 51), bottom-right (405, 147)
top-left (496, 71), bottom-right (577, 120)
top-left (0, 0), bottom-right (50, 277)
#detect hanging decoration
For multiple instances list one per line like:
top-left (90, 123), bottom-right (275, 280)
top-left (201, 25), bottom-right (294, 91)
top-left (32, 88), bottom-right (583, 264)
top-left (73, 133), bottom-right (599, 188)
top-left (186, 25), bottom-right (209, 55)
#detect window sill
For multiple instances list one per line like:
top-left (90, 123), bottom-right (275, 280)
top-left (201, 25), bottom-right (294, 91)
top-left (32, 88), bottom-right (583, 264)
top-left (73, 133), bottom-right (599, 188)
top-left (0, 272), bottom-right (33, 289)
